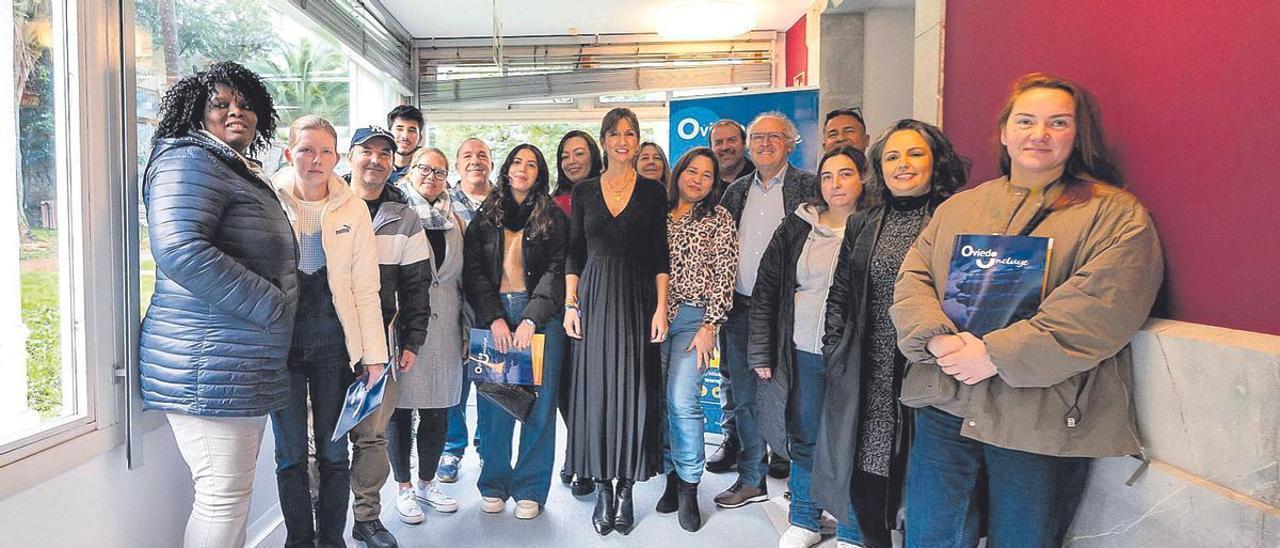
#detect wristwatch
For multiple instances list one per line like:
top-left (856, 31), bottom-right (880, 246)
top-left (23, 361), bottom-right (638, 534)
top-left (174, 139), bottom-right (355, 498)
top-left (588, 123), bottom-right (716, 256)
top-left (521, 318), bottom-right (537, 328)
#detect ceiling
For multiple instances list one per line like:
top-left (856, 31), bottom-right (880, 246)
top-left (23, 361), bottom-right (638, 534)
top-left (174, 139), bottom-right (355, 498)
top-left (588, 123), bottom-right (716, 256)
top-left (379, 0), bottom-right (815, 38)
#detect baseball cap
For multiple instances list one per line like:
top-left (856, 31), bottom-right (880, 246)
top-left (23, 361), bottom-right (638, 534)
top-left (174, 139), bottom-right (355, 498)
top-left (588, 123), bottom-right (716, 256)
top-left (350, 126), bottom-right (395, 150)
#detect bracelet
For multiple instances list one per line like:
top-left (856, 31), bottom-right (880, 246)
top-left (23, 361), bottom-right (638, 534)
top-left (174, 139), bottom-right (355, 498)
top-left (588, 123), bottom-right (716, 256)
top-left (564, 302), bottom-right (579, 311)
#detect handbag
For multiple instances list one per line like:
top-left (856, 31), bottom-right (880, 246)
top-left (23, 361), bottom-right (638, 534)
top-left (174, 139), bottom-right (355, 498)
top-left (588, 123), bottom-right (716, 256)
top-left (476, 382), bottom-right (537, 422)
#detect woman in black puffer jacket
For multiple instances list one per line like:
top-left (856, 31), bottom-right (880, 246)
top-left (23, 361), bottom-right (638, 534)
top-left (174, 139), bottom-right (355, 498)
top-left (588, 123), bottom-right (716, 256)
top-left (139, 61), bottom-right (298, 548)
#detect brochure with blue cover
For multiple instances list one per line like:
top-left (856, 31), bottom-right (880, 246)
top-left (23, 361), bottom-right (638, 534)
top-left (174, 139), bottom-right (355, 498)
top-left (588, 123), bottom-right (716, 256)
top-left (465, 328), bottom-right (544, 386)
top-left (943, 234), bottom-right (1053, 337)
top-left (331, 371), bottom-right (388, 442)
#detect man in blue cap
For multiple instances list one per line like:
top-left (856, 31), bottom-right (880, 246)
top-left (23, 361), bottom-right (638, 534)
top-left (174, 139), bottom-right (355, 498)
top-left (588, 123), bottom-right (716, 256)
top-left (344, 126), bottom-right (433, 548)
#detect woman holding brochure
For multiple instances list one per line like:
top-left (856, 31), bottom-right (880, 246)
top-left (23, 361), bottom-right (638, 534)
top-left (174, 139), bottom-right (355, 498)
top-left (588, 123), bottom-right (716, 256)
top-left (814, 120), bottom-right (969, 548)
top-left (269, 115), bottom-right (388, 548)
top-left (462, 143), bottom-right (570, 520)
top-left (891, 73), bottom-right (1164, 547)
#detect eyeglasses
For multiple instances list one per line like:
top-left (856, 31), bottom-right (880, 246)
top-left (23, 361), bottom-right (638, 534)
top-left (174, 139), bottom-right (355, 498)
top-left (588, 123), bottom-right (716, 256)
top-left (414, 165), bottom-right (449, 180)
top-left (749, 131), bottom-right (789, 144)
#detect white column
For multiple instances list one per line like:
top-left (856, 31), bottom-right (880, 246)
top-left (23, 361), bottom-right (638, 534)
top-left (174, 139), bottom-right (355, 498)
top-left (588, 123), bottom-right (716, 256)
top-left (1, 3), bottom-right (39, 435)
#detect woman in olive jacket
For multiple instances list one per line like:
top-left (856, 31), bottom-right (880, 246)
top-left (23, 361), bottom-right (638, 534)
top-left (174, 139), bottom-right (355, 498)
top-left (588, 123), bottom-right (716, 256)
top-left (891, 73), bottom-right (1164, 548)
top-left (814, 120), bottom-right (969, 548)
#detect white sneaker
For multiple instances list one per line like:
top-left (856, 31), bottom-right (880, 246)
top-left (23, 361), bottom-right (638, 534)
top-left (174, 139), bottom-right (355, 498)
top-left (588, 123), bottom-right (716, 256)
top-left (395, 488), bottom-right (425, 525)
top-left (836, 542), bottom-right (863, 548)
top-left (778, 525), bottom-right (823, 548)
top-left (436, 454), bottom-right (461, 483)
top-left (514, 500), bottom-right (541, 520)
top-left (481, 496), bottom-right (505, 513)
top-left (414, 480), bottom-right (459, 513)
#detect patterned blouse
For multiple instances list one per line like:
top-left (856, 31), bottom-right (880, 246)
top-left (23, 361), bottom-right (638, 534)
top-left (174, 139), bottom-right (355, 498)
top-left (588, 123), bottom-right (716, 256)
top-left (667, 205), bottom-right (739, 325)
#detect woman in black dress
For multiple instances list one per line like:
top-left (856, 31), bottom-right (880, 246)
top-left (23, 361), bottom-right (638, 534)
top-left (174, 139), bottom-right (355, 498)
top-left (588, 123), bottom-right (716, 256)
top-left (563, 107), bottom-right (670, 536)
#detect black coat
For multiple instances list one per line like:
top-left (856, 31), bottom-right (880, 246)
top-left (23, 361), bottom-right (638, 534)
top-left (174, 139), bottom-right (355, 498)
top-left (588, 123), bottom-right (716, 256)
top-left (462, 200), bottom-right (570, 329)
top-left (746, 212), bottom-right (816, 459)
top-left (812, 205), bottom-right (929, 531)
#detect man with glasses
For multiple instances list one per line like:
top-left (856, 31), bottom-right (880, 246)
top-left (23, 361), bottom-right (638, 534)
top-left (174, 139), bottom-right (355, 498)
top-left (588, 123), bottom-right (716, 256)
top-left (822, 107), bottom-right (870, 153)
top-left (437, 136), bottom-right (495, 483)
top-left (387, 105), bottom-right (425, 184)
top-left (714, 112), bottom-right (817, 510)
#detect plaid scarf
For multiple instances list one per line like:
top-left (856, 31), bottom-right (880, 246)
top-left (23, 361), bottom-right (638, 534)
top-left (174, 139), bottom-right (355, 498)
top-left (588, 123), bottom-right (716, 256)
top-left (398, 180), bottom-right (456, 231)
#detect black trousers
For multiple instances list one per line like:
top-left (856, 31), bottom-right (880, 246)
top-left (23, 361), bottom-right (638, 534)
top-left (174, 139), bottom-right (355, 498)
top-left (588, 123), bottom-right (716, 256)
top-left (850, 469), bottom-right (893, 548)
top-left (387, 407), bottom-right (450, 483)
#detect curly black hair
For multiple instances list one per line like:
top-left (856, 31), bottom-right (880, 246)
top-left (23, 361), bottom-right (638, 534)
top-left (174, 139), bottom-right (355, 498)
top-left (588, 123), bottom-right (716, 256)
top-left (867, 119), bottom-right (971, 210)
top-left (153, 61), bottom-right (278, 156)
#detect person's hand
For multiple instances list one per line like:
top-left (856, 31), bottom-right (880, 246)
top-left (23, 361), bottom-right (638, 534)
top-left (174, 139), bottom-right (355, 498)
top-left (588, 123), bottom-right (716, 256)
top-left (564, 308), bottom-right (582, 339)
top-left (398, 349), bottom-right (416, 372)
top-left (754, 367), bottom-right (773, 380)
top-left (927, 333), bottom-right (966, 358)
top-left (364, 363), bottom-right (386, 388)
top-left (650, 308), bottom-right (669, 343)
top-left (687, 325), bottom-right (717, 371)
top-left (490, 318), bottom-right (513, 353)
top-left (513, 319), bottom-right (536, 350)
top-left (936, 332), bottom-right (998, 385)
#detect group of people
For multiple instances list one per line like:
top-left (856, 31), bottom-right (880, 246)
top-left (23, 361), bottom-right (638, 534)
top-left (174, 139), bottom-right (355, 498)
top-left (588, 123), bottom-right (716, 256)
top-left (139, 60), bottom-right (1163, 548)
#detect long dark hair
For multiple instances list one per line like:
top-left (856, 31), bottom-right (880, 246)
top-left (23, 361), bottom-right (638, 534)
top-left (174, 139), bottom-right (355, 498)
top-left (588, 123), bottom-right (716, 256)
top-left (599, 107), bottom-right (640, 169)
top-left (480, 143), bottom-right (557, 239)
top-left (553, 130), bottom-right (602, 197)
top-left (868, 119), bottom-right (970, 211)
top-left (810, 146), bottom-right (869, 212)
top-left (154, 61), bottom-right (278, 156)
top-left (997, 72), bottom-right (1122, 210)
top-left (667, 147), bottom-right (722, 221)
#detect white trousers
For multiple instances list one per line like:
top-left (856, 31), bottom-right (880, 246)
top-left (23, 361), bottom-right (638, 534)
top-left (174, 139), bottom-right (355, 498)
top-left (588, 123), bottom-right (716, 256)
top-left (168, 413), bottom-right (267, 548)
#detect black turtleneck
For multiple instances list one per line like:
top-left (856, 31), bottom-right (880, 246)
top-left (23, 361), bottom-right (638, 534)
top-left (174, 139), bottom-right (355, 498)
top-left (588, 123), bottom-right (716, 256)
top-left (886, 191), bottom-right (931, 212)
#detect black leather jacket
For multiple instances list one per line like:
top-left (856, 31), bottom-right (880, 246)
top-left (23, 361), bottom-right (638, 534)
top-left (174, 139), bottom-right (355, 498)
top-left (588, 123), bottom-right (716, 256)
top-left (462, 201), bottom-right (570, 329)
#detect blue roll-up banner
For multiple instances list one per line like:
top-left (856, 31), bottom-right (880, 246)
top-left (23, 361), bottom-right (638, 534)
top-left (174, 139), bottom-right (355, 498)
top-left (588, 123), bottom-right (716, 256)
top-left (668, 87), bottom-right (822, 175)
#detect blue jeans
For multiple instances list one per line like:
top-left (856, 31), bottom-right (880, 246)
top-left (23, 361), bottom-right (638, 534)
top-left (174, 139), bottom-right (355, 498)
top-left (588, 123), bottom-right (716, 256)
top-left (906, 406), bottom-right (1091, 548)
top-left (443, 375), bottom-right (479, 458)
top-left (661, 305), bottom-right (708, 483)
top-left (721, 294), bottom-right (766, 487)
top-left (269, 346), bottom-right (354, 548)
top-left (476, 292), bottom-right (566, 505)
top-left (787, 350), bottom-right (826, 532)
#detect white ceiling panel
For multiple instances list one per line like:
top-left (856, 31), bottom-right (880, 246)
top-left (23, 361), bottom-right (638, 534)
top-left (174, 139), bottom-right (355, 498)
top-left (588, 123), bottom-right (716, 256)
top-left (380, 0), bottom-right (814, 38)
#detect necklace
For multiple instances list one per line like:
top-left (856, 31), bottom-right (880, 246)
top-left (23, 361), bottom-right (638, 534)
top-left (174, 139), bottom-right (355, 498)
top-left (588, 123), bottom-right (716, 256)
top-left (602, 172), bottom-right (634, 201)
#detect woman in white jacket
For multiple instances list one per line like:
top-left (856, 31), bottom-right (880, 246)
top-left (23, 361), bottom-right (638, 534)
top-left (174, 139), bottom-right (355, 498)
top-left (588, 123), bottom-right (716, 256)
top-left (269, 115), bottom-right (388, 548)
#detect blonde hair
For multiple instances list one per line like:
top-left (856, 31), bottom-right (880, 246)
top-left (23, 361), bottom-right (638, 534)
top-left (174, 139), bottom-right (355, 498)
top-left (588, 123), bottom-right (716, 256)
top-left (410, 147), bottom-right (449, 171)
top-left (287, 115), bottom-right (338, 148)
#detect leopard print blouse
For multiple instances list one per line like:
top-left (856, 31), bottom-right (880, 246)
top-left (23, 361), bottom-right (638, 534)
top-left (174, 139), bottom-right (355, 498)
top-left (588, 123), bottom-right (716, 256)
top-left (667, 205), bottom-right (739, 325)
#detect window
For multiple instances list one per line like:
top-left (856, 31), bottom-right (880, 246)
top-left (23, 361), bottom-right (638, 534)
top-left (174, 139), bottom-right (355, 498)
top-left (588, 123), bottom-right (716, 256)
top-left (0, 0), bottom-right (86, 448)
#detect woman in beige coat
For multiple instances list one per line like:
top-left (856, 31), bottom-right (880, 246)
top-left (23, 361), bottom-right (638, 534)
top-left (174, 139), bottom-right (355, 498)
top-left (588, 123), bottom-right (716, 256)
top-left (890, 73), bottom-right (1164, 548)
top-left (387, 147), bottom-right (469, 524)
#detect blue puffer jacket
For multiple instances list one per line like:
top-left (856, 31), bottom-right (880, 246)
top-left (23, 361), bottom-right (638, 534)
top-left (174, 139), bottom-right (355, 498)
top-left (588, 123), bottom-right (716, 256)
top-left (139, 134), bottom-right (299, 417)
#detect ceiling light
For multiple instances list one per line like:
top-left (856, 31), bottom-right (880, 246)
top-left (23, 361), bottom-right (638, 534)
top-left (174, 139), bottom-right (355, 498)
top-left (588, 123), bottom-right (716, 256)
top-left (657, 1), bottom-right (758, 41)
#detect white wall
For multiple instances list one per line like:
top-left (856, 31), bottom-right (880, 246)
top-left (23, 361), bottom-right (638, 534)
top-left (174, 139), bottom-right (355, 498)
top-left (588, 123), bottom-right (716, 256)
top-left (861, 8), bottom-right (915, 137)
top-left (0, 418), bottom-right (281, 548)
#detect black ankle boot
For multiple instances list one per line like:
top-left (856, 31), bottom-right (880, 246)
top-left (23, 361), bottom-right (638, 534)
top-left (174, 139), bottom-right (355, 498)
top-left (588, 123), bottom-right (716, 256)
top-left (592, 480), bottom-right (615, 535)
top-left (614, 479), bottom-right (636, 535)
top-left (571, 475), bottom-right (595, 496)
top-left (677, 478), bottom-right (702, 532)
top-left (655, 472), bottom-right (679, 513)
top-left (559, 466), bottom-right (573, 485)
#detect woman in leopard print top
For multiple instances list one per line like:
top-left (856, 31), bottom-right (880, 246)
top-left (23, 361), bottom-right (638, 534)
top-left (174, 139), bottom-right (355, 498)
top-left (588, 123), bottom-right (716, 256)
top-left (656, 147), bottom-right (738, 532)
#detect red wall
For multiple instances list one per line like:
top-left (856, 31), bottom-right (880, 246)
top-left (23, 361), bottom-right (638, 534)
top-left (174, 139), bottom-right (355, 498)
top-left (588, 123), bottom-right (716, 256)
top-left (942, 2), bottom-right (1280, 335)
top-left (785, 15), bottom-right (807, 87)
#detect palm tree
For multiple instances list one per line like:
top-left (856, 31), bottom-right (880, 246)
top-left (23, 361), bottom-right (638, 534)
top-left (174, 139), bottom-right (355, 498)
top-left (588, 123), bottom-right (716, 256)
top-left (256, 37), bottom-right (350, 129)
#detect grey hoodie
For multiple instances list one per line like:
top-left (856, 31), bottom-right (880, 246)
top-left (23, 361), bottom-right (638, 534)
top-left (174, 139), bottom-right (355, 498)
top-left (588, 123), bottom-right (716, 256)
top-left (792, 203), bottom-right (846, 353)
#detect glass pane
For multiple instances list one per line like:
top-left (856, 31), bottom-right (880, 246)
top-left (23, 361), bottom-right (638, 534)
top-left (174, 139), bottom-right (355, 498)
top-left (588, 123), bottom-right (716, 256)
top-left (2, 0), bottom-right (79, 444)
top-left (132, 0), bottom-right (360, 309)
